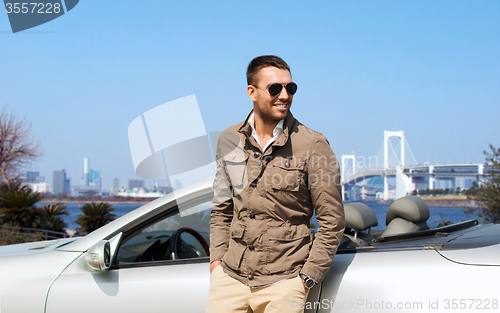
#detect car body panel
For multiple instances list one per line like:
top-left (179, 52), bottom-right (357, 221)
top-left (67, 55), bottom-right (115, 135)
top-left (0, 248), bottom-right (82, 312)
top-left (436, 223), bottom-right (500, 265)
top-left (318, 249), bottom-right (499, 313)
top-left (437, 244), bottom-right (500, 266)
top-left (1, 176), bottom-right (499, 313)
top-left (46, 254), bottom-right (323, 313)
top-left (46, 257), bottom-right (211, 313)
top-left (0, 237), bottom-right (76, 256)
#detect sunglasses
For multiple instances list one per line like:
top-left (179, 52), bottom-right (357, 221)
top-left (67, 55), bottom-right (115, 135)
top-left (253, 82), bottom-right (298, 96)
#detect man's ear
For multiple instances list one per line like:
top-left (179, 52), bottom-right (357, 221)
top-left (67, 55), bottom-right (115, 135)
top-left (247, 85), bottom-right (257, 102)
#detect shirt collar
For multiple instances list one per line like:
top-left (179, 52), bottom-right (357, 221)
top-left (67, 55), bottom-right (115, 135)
top-left (248, 112), bottom-right (284, 151)
top-left (248, 112), bottom-right (284, 138)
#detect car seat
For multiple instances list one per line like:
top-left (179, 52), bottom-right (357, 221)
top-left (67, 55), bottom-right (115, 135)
top-left (341, 202), bottom-right (379, 247)
top-left (382, 196), bottom-right (429, 236)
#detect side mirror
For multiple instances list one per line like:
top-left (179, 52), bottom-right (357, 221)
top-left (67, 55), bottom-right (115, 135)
top-left (84, 232), bottom-right (123, 272)
top-left (85, 240), bottom-right (111, 271)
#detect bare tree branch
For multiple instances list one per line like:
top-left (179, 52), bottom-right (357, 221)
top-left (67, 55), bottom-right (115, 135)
top-left (0, 108), bottom-right (42, 184)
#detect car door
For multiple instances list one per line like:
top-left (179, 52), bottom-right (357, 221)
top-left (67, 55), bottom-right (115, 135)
top-left (46, 201), bottom-right (213, 313)
top-left (46, 258), bottom-right (210, 312)
top-left (316, 247), bottom-right (500, 313)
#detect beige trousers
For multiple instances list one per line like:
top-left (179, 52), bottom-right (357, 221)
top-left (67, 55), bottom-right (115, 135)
top-left (205, 265), bottom-right (309, 313)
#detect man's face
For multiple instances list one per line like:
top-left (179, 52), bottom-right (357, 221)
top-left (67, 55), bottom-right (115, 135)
top-left (247, 66), bottom-right (293, 124)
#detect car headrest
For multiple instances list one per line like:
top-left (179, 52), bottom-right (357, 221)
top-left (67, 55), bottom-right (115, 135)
top-left (344, 202), bottom-right (378, 231)
top-left (385, 196), bottom-right (429, 226)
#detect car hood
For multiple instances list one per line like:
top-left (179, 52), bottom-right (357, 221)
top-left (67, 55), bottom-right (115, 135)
top-left (438, 223), bottom-right (500, 266)
top-left (0, 237), bottom-right (78, 257)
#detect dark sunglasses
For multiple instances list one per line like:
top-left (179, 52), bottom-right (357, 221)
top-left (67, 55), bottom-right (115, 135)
top-left (253, 82), bottom-right (298, 96)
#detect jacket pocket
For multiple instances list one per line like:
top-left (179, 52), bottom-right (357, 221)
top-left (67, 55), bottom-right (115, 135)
top-left (222, 226), bottom-right (246, 270)
top-left (268, 164), bottom-right (304, 192)
top-left (224, 155), bottom-right (249, 196)
top-left (265, 225), bottom-right (312, 274)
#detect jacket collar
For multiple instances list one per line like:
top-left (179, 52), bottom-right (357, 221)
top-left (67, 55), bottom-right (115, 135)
top-left (238, 110), bottom-right (295, 148)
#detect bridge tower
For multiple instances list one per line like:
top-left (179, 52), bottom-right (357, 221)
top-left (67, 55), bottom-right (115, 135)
top-left (341, 154), bottom-right (356, 201)
top-left (383, 131), bottom-right (405, 200)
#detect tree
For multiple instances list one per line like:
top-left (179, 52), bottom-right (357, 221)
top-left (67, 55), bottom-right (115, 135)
top-left (0, 183), bottom-right (69, 234)
top-left (0, 179), bottom-right (23, 196)
top-left (37, 203), bottom-right (69, 232)
top-left (76, 202), bottom-right (116, 235)
top-left (467, 145), bottom-right (500, 223)
top-left (0, 108), bottom-right (42, 184)
top-left (0, 185), bottom-right (42, 228)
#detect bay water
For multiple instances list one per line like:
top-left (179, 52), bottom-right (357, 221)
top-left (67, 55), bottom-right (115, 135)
top-left (38, 201), bottom-right (482, 231)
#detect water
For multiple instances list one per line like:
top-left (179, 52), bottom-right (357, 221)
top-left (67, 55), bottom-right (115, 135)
top-left (37, 202), bottom-right (145, 230)
top-left (359, 202), bottom-right (481, 230)
top-left (38, 201), bottom-right (482, 231)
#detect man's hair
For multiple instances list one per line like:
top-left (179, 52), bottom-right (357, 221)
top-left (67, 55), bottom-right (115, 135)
top-left (246, 55), bottom-right (291, 86)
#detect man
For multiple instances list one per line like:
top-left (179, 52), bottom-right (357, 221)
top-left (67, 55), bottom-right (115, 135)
top-left (206, 55), bottom-right (345, 313)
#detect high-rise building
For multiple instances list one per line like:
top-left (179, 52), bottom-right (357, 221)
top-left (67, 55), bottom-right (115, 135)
top-left (75, 157), bottom-right (102, 196)
top-left (53, 169), bottom-right (69, 196)
top-left (128, 179), bottom-right (145, 191)
top-left (26, 171), bottom-right (45, 183)
top-left (26, 171), bottom-right (39, 183)
top-left (89, 169), bottom-right (102, 188)
top-left (113, 178), bottom-right (120, 191)
top-left (83, 157), bottom-right (90, 186)
top-left (65, 177), bottom-right (71, 194)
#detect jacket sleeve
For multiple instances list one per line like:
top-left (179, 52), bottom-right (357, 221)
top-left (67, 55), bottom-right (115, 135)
top-left (209, 136), bottom-right (234, 263)
top-left (300, 133), bottom-right (345, 283)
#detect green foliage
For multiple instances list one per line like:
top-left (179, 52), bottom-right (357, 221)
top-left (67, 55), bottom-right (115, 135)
top-left (0, 186), bottom-right (43, 228)
top-left (0, 184), bottom-right (69, 232)
top-left (76, 202), bottom-right (116, 235)
top-left (37, 203), bottom-right (69, 232)
top-left (414, 188), bottom-right (465, 196)
top-left (467, 145), bottom-right (500, 223)
top-left (0, 180), bottom-right (24, 196)
top-left (0, 226), bottom-right (44, 245)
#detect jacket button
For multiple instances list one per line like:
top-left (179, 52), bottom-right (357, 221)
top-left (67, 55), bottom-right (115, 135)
top-left (249, 245), bottom-right (255, 251)
top-left (248, 275), bottom-right (254, 280)
top-left (249, 213), bottom-right (255, 219)
top-left (285, 161), bottom-right (290, 168)
top-left (254, 152), bottom-right (260, 158)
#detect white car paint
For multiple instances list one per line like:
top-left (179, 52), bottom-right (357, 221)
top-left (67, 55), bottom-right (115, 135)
top-left (1, 176), bottom-right (499, 313)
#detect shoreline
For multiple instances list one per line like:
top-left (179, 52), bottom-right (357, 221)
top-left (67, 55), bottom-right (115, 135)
top-left (39, 199), bottom-right (155, 205)
top-left (348, 196), bottom-right (485, 209)
top-left (41, 196), bottom-right (485, 209)
top-left (419, 196), bottom-right (484, 209)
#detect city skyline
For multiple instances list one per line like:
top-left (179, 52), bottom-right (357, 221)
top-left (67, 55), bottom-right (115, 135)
top-left (25, 144), bottom-right (486, 194)
top-left (2, 1), bottom-right (498, 190)
top-left (26, 168), bottom-right (173, 194)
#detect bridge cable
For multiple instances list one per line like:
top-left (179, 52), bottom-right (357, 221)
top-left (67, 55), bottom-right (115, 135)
top-left (404, 138), bottom-right (418, 166)
top-left (389, 139), bottom-right (401, 167)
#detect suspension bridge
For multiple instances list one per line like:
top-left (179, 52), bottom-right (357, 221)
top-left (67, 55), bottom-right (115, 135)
top-left (341, 131), bottom-right (488, 201)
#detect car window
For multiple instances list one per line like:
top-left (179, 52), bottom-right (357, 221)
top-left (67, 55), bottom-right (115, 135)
top-left (116, 201), bottom-right (212, 263)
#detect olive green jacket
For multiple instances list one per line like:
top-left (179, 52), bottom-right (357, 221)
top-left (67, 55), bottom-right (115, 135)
top-left (210, 111), bottom-right (345, 287)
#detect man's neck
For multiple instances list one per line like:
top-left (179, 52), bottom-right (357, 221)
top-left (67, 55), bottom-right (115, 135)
top-left (254, 114), bottom-right (279, 139)
top-left (250, 111), bottom-right (283, 151)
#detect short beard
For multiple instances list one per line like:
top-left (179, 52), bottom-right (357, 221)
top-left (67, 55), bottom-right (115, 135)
top-left (256, 106), bottom-right (287, 125)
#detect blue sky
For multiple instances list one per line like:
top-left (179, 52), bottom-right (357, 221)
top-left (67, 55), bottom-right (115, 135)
top-left (1, 0), bottom-right (499, 190)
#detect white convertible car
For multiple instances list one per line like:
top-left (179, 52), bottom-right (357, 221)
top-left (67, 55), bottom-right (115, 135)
top-left (0, 177), bottom-right (499, 313)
